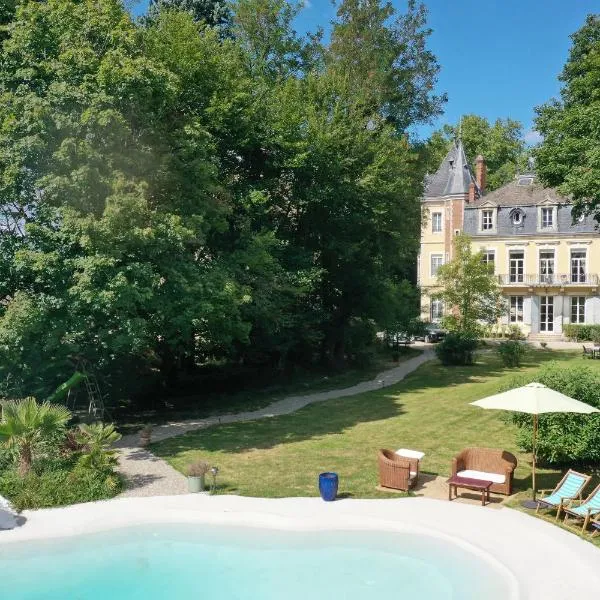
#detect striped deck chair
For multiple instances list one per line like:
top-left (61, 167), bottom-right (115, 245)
top-left (536, 470), bottom-right (591, 521)
top-left (563, 484), bottom-right (600, 534)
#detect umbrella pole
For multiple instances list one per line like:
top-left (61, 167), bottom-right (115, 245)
top-left (522, 414), bottom-right (539, 509)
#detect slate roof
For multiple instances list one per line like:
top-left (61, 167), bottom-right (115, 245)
top-left (469, 176), bottom-right (570, 207)
top-left (424, 140), bottom-right (479, 198)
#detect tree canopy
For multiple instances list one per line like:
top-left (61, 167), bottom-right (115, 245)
top-left (434, 234), bottom-right (504, 333)
top-left (0, 0), bottom-right (442, 403)
top-left (423, 114), bottom-right (526, 191)
top-left (534, 15), bottom-right (600, 221)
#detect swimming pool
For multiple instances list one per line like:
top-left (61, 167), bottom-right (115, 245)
top-left (0, 523), bottom-right (514, 599)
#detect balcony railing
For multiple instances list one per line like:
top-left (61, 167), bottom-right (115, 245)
top-left (498, 274), bottom-right (599, 286)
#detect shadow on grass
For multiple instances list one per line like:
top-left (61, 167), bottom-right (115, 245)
top-left (152, 350), bottom-right (580, 460)
top-left (152, 396), bottom-right (407, 456)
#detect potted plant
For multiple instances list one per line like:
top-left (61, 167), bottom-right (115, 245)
top-left (139, 425), bottom-right (153, 447)
top-left (186, 460), bottom-right (210, 493)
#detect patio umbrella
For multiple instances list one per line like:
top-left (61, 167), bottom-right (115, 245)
top-left (470, 382), bottom-right (599, 508)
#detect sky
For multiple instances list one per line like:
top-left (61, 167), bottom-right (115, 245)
top-left (131, 0), bottom-right (600, 142)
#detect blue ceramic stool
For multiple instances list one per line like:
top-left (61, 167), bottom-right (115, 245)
top-left (319, 472), bottom-right (338, 501)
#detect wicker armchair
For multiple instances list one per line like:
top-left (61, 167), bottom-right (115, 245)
top-left (451, 447), bottom-right (517, 495)
top-left (378, 449), bottom-right (418, 491)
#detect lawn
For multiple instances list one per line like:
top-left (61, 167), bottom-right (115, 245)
top-left (154, 349), bottom-right (600, 500)
top-left (118, 346), bottom-right (421, 432)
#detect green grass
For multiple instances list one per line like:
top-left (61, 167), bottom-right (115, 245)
top-left (118, 347), bottom-right (421, 433)
top-left (152, 349), bottom-right (600, 543)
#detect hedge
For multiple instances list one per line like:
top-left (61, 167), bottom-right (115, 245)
top-left (563, 324), bottom-right (600, 342)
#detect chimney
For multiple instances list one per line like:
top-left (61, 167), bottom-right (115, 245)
top-left (476, 155), bottom-right (486, 194)
top-left (468, 181), bottom-right (476, 203)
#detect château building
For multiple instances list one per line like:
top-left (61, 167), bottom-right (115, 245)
top-left (419, 140), bottom-right (600, 338)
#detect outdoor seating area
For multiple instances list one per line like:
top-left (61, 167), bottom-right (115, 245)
top-left (582, 345), bottom-right (600, 359)
top-left (451, 447), bottom-right (517, 496)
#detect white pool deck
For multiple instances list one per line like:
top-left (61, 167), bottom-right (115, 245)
top-left (1, 495), bottom-right (599, 599)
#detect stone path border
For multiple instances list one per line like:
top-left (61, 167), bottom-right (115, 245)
top-left (116, 345), bottom-right (435, 497)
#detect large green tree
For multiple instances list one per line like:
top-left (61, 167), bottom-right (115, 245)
top-left (534, 15), bottom-right (600, 221)
top-left (0, 0), bottom-right (444, 400)
top-left (148, 0), bottom-right (232, 30)
top-left (423, 115), bottom-right (526, 191)
top-left (434, 234), bottom-right (504, 333)
top-left (0, 0), bottom-right (248, 395)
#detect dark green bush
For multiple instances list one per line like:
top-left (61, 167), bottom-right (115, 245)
top-left (0, 457), bottom-right (122, 511)
top-left (497, 340), bottom-right (527, 367)
top-left (563, 324), bottom-right (600, 341)
top-left (507, 362), bottom-right (600, 465)
top-left (434, 333), bottom-right (477, 366)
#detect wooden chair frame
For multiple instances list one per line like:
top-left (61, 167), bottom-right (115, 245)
top-left (536, 469), bottom-right (591, 521)
top-left (562, 483), bottom-right (600, 535)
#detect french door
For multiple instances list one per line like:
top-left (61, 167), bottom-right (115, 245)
top-left (540, 296), bottom-right (554, 332)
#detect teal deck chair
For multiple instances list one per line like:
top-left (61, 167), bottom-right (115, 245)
top-left (563, 484), bottom-right (600, 534)
top-left (536, 469), bottom-right (590, 521)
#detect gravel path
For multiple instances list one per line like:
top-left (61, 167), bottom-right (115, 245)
top-left (116, 345), bottom-right (435, 497)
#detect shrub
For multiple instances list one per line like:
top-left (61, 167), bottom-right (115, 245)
top-left (563, 324), bottom-right (600, 341)
top-left (497, 340), bottom-right (527, 367)
top-left (434, 333), bottom-right (477, 366)
top-left (507, 362), bottom-right (600, 465)
top-left (507, 325), bottom-right (524, 340)
top-left (0, 457), bottom-right (122, 511)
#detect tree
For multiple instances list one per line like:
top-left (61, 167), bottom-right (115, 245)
top-left (148, 0), bottom-right (232, 30)
top-left (534, 15), bottom-right (600, 221)
top-left (327, 0), bottom-right (445, 131)
top-left (434, 234), bottom-right (504, 333)
top-left (0, 398), bottom-right (71, 475)
top-left (423, 115), bottom-right (526, 191)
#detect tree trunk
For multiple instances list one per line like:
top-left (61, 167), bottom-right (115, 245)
top-left (18, 444), bottom-right (32, 476)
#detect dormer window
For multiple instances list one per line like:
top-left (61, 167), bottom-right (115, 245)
top-left (511, 209), bottom-right (524, 226)
top-left (541, 207), bottom-right (553, 228)
top-left (537, 204), bottom-right (557, 231)
top-left (482, 210), bottom-right (494, 231)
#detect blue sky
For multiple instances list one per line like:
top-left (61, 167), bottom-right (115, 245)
top-left (131, 0), bottom-right (599, 142)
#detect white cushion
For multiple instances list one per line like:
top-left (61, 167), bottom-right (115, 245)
top-left (457, 469), bottom-right (505, 484)
top-left (396, 448), bottom-right (425, 460)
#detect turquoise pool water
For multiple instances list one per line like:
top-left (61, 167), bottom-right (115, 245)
top-left (0, 524), bottom-right (513, 599)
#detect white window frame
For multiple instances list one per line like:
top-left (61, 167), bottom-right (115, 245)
top-left (430, 299), bottom-right (444, 322)
top-left (539, 249), bottom-right (555, 284)
top-left (431, 212), bottom-right (442, 233)
top-left (509, 250), bottom-right (525, 283)
top-left (571, 249), bottom-right (587, 283)
top-left (509, 296), bottom-right (524, 323)
top-left (481, 209), bottom-right (494, 232)
top-left (538, 205), bottom-right (557, 231)
top-left (571, 296), bottom-right (585, 324)
top-left (430, 253), bottom-right (444, 278)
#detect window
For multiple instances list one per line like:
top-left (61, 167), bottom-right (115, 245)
top-left (541, 207), bottom-right (553, 229)
top-left (571, 296), bottom-right (585, 324)
top-left (511, 211), bottom-right (523, 225)
top-left (481, 250), bottom-right (495, 272)
top-left (482, 210), bottom-right (494, 231)
top-left (539, 250), bottom-right (555, 284)
top-left (509, 296), bottom-right (524, 323)
top-left (430, 299), bottom-right (444, 322)
top-left (430, 254), bottom-right (444, 277)
top-left (432, 212), bottom-right (442, 233)
top-left (571, 250), bottom-right (587, 283)
top-left (540, 296), bottom-right (554, 332)
top-left (509, 251), bottom-right (524, 283)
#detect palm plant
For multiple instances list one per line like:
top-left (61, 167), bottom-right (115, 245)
top-left (0, 397), bottom-right (71, 475)
top-left (76, 422), bottom-right (121, 471)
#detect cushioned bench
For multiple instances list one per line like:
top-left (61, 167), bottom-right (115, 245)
top-left (451, 447), bottom-right (517, 495)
